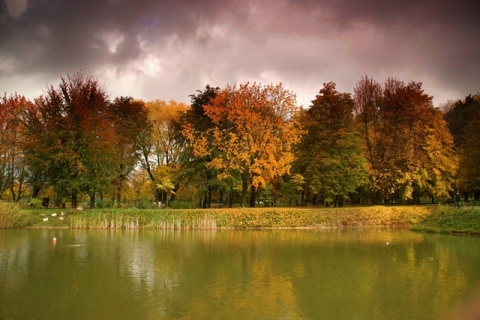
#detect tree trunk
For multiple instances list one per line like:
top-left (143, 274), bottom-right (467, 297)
top-left (142, 150), bottom-right (162, 202)
top-left (32, 185), bottom-right (42, 199)
top-left (90, 193), bottom-right (96, 208)
top-left (229, 189), bottom-right (234, 208)
top-left (241, 175), bottom-right (248, 207)
top-left (71, 193), bottom-right (78, 209)
top-left (334, 195), bottom-right (344, 207)
top-left (9, 186), bottom-right (16, 203)
top-left (250, 185), bottom-right (257, 207)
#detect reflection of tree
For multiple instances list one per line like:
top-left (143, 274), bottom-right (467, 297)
top-left (2, 230), bottom-right (480, 319)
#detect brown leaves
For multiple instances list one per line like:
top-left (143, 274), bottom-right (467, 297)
top-left (354, 76), bottom-right (457, 200)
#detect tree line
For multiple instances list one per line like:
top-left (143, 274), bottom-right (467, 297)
top-left (0, 72), bottom-right (478, 208)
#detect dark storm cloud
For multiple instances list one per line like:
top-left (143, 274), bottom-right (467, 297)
top-left (0, 0), bottom-right (479, 105)
top-left (0, 0), bottom-right (236, 74)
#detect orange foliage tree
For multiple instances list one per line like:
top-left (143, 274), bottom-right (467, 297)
top-left (182, 83), bottom-right (303, 207)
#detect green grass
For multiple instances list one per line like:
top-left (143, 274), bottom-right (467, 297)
top-left (411, 205), bottom-right (480, 235)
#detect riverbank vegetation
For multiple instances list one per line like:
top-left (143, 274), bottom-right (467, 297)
top-left (411, 205), bottom-right (480, 235)
top-left (0, 72), bottom-right (479, 211)
top-left (0, 202), bottom-right (26, 229)
top-left (3, 202), bottom-right (480, 235)
top-left (3, 205), bottom-right (431, 229)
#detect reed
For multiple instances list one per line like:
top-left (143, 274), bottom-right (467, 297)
top-left (54, 206), bottom-right (434, 230)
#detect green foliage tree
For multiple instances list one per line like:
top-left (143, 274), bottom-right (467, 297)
top-left (444, 94), bottom-right (480, 148)
top-left (459, 113), bottom-right (480, 194)
top-left (446, 94), bottom-right (480, 197)
top-left (296, 82), bottom-right (368, 207)
top-left (109, 97), bottom-right (152, 206)
top-left (176, 85), bottom-right (224, 208)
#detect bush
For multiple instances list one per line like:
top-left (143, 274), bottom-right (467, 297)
top-left (0, 202), bottom-right (26, 229)
top-left (29, 198), bottom-right (42, 208)
top-left (169, 200), bottom-right (196, 209)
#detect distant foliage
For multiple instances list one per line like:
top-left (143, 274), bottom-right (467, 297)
top-left (445, 94), bottom-right (480, 194)
top-left (0, 72), bottom-right (472, 208)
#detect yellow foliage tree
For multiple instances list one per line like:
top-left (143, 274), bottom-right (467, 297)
top-left (139, 100), bottom-right (187, 203)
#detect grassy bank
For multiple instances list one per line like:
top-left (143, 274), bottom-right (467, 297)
top-left (2, 205), bottom-right (433, 229)
top-left (411, 205), bottom-right (480, 235)
top-left (3, 204), bottom-right (478, 234)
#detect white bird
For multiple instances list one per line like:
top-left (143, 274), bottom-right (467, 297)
top-left (43, 217), bottom-right (48, 222)
top-left (61, 212), bottom-right (65, 216)
top-left (51, 213), bottom-right (57, 217)
top-left (59, 216), bottom-right (64, 221)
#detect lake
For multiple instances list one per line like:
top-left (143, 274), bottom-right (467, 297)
top-left (1, 228), bottom-right (480, 319)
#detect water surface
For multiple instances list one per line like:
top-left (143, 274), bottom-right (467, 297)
top-left (1, 229), bottom-right (480, 319)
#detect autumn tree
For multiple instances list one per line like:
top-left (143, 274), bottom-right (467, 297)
top-left (183, 82), bottom-right (303, 207)
top-left (137, 99), bottom-right (187, 205)
top-left (0, 94), bottom-right (32, 201)
top-left (458, 112), bottom-right (480, 196)
top-left (23, 73), bottom-right (118, 208)
top-left (108, 97), bottom-right (152, 206)
top-left (176, 85), bottom-right (223, 208)
top-left (444, 94), bottom-right (480, 148)
top-left (445, 94), bottom-right (480, 198)
top-left (296, 82), bottom-right (368, 207)
top-left (354, 76), bottom-right (457, 203)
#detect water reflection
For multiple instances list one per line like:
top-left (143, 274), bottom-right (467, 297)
top-left (1, 229), bottom-right (480, 319)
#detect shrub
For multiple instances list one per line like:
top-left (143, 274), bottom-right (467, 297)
top-left (29, 198), bottom-right (42, 208)
top-left (0, 202), bottom-right (26, 229)
top-left (169, 201), bottom-right (196, 209)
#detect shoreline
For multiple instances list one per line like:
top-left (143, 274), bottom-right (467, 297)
top-left (3, 205), bottom-right (479, 235)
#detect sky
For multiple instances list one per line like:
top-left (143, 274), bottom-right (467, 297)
top-left (1, 0), bottom-right (479, 108)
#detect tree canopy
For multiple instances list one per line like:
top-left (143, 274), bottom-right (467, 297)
top-left (0, 72), bottom-right (474, 207)
top-left (296, 82), bottom-right (368, 207)
top-left (354, 77), bottom-right (457, 203)
top-left (182, 82), bottom-right (303, 207)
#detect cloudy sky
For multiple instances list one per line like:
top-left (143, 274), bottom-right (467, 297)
top-left (1, 0), bottom-right (479, 107)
